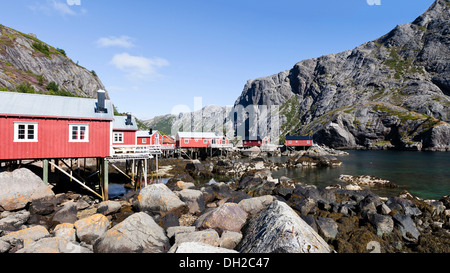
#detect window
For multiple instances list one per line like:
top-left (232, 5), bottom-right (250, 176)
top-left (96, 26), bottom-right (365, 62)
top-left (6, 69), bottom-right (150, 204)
top-left (113, 132), bottom-right (124, 143)
top-left (289, 141), bottom-right (292, 144)
top-left (184, 139), bottom-right (189, 144)
top-left (142, 138), bottom-right (147, 144)
top-left (14, 122), bottom-right (38, 142)
top-left (203, 139), bottom-right (207, 144)
top-left (307, 140), bottom-right (310, 144)
top-left (69, 124), bottom-right (89, 142)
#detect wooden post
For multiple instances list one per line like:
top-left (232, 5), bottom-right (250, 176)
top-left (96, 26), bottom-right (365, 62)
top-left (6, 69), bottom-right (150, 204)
top-left (103, 159), bottom-right (109, 201)
top-left (43, 159), bottom-right (49, 185)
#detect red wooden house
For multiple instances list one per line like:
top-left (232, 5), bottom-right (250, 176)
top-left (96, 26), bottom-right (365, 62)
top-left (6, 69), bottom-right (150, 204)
top-left (285, 136), bottom-right (313, 147)
top-left (112, 114), bottom-right (138, 146)
top-left (0, 90), bottom-right (114, 160)
top-left (176, 132), bottom-right (229, 148)
top-left (137, 129), bottom-right (163, 146)
top-left (243, 136), bottom-right (270, 147)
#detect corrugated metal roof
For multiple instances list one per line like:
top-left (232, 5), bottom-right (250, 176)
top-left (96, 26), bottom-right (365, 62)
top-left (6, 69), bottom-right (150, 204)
top-left (137, 130), bottom-right (151, 137)
top-left (113, 115), bottom-right (138, 130)
top-left (0, 91), bottom-right (114, 120)
top-left (176, 132), bottom-right (220, 139)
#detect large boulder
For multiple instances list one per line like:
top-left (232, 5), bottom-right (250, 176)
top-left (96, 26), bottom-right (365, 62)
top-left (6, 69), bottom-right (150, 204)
top-left (175, 242), bottom-right (239, 253)
top-left (52, 201), bottom-right (78, 224)
top-left (176, 189), bottom-right (205, 214)
top-left (0, 168), bottom-right (55, 212)
top-left (0, 210), bottom-right (30, 231)
top-left (137, 184), bottom-right (186, 216)
top-left (74, 214), bottom-right (110, 244)
top-left (94, 212), bottom-right (170, 253)
top-left (195, 203), bottom-right (248, 233)
top-left (16, 237), bottom-right (92, 253)
top-left (237, 201), bottom-right (332, 253)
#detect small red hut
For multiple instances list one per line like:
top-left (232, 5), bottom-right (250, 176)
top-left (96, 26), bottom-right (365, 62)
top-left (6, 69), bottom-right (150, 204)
top-left (243, 136), bottom-right (270, 147)
top-left (285, 136), bottom-right (313, 147)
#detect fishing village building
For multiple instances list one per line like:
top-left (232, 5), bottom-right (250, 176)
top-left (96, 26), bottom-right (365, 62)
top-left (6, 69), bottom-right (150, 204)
top-left (285, 135), bottom-right (314, 149)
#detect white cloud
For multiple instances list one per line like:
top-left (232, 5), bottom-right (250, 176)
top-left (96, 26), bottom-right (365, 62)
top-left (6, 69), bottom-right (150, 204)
top-left (52, 0), bottom-right (76, 15)
top-left (96, 36), bottom-right (135, 48)
top-left (28, 0), bottom-right (85, 16)
top-left (110, 53), bottom-right (170, 80)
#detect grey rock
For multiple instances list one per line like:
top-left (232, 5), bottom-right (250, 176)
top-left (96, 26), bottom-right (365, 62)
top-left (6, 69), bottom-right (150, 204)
top-left (137, 184), bottom-right (186, 216)
top-left (96, 200), bottom-right (122, 216)
top-left (53, 223), bottom-right (76, 242)
top-left (169, 229), bottom-right (220, 253)
top-left (175, 242), bottom-right (239, 253)
top-left (1, 225), bottom-right (50, 247)
top-left (74, 214), bottom-right (110, 244)
top-left (219, 231), bottom-right (242, 250)
top-left (52, 201), bottom-right (78, 224)
top-left (393, 214), bottom-right (420, 243)
top-left (367, 212), bottom-right (394, 237)
top-left (176, 189), bottom-right (206, 214)
top-left (195, 203), bottom-right (248, 233)
top-left (316, 217), bottom-right (339, 240)
top-left (238, 200), bottom-right (332, 253)
top-left (0, 210), bottom-right (30, 231)
top-left (0, 168), bottom-right (55, 211)
top-left (16, 237), bottom-right (92, 253)
top-left (238, 195), bottom-right (274, 217)
top-left (94, 212), bottom-right (170, 253)
top-left (166, 226), bottom-right (196, 240)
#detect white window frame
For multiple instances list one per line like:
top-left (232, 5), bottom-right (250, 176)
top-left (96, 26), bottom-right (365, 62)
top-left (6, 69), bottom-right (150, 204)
top-left (289, 140), bottom-right (292, 144)
top-left (69, 124), bottom-right (89, 142)
top-left (113, 132), bottom-right (124, 143)
top-left (184, 139), bottom-right (189, 144)
top-left (14, 122), bottom-right (38, 142)
top-left (203, 139), bottom-right (207, 144)
top-left (142, 138), bottom-right (147, 144)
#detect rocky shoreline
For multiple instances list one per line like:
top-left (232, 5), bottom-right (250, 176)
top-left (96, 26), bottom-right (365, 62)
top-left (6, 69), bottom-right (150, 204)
top-left (1, 150), bottom-right (450, 253)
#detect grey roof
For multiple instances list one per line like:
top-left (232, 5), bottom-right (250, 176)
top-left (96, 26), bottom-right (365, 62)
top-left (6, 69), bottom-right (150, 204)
top-left (113, 115), bottom-right (138, 130)
top-left (176, 132), bottom-right (221, 139)
top-left (0, 91), bottom-right (114, 120)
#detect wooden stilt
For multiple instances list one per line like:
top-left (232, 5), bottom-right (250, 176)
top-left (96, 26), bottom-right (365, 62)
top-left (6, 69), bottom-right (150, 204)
top-left (43, 159), bottom-right (49, 185)
top-left (103, 159), bottom-right (109, 201)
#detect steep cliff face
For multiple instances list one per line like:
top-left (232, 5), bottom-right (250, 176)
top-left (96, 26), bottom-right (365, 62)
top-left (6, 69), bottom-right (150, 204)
top-left (0, 24), bottom-right (106, 98)
top-left (234, 0), bottom-right (450, 150)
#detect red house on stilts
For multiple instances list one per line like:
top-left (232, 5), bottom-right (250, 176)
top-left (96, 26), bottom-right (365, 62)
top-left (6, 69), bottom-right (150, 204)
top-left (0, 90), bottom-right (114, 160)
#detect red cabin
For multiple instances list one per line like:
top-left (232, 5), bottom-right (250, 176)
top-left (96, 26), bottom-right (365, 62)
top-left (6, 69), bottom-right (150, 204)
top-left (112, 114), bottom-right (138, 146)
top-left (176, 132), bottom-right (229, 148)
top-left (137, 129), bottom-right (163, 146)
top-left (243, 136), bottom-right (270, 147)
top-left (285, 136), bottom-right (313, 147)
top-left (0, 91), bottom-right (114, 160)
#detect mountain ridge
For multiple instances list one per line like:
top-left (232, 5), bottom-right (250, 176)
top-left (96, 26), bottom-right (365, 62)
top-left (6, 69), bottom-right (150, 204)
top-left (232, 0), bottom-right (450, 150)
top-left (0, 24), bottom-right (106, 98)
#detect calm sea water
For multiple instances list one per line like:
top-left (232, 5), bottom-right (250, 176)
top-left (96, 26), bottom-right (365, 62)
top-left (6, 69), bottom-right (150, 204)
top-left (270, 150), bottom-right (450, 200)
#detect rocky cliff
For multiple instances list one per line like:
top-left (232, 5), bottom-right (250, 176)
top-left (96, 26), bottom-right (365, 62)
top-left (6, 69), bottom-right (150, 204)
top-left (234, 0), bottom-right (450, 151)
top-left (0, 24), bottom-right (106, 98)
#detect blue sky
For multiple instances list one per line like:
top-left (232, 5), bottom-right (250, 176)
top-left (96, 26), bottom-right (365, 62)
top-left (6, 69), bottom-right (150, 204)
top-left (2, 0), bottom-right (435, 120)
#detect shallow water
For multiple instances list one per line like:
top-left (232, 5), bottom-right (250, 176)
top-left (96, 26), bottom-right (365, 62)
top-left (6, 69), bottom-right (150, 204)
top-left (270, 150), bottom-right (450, 200)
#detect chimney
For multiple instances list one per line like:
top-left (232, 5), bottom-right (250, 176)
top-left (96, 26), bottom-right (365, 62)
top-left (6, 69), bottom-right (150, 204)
top-left (97, 90), bottom-right (106, 113)
top-left (126, 113), bottom-right (133, 125)
top-left (149, 127), bottom-right (153, 135)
